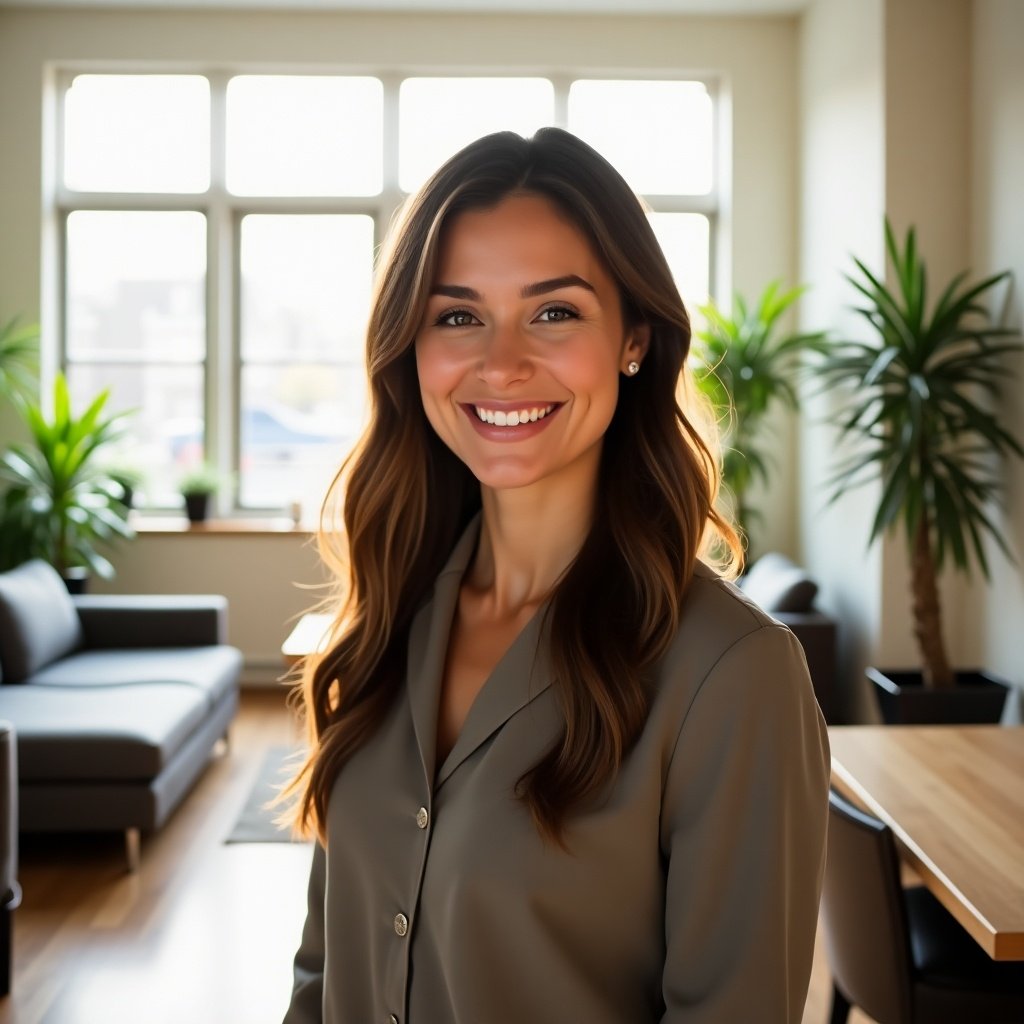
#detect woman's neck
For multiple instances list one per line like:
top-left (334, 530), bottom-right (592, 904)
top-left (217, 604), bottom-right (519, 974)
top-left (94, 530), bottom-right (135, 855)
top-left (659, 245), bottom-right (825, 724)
top-left (468, 451), bottom-right (599, 617)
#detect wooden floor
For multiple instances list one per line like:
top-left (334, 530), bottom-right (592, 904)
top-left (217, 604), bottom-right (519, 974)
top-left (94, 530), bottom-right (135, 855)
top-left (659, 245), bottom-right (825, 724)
top-left (1, 689), bottom-right (870, 1024)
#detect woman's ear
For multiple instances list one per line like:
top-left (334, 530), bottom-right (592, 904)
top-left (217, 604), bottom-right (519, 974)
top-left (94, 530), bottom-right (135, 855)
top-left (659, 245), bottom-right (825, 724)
top-left (622, 322), bottom-right (651, 373)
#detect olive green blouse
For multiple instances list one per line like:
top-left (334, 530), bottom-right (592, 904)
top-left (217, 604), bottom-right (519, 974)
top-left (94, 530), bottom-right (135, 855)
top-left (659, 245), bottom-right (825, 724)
top-left (284, 517), bottom-right (830, 1024)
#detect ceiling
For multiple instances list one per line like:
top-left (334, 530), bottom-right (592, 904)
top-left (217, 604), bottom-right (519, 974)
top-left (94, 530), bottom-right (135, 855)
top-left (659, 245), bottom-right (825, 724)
top-left (2, 0), bottom-right (807, 14)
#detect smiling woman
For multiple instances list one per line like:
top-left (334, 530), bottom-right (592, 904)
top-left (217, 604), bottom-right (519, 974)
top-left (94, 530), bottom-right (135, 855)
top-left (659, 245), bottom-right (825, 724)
top-left (281, 129), bottom-right (830, 1024)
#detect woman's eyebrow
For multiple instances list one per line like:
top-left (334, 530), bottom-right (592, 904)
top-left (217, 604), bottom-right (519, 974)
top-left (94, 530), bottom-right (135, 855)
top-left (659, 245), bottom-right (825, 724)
top-left (430, 284), bottom-right (480, 300)
top-left (521, 275), bottom-right (596, 298)
top-left (429, 275), bottom-right (597, 301)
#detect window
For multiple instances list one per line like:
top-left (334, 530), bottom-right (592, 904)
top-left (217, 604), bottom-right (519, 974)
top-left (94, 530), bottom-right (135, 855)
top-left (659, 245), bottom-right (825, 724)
top-left (55, 71), bottom-right (718, 518)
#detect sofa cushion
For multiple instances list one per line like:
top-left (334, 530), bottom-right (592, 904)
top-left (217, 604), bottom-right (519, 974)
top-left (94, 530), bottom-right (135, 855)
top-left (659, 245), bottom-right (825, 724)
top-left (0, 560), bottom-right (83, 683)
top-left (28, 646), bottom-right (243, 709)
top-left (738, 552), bottom-right (819, 613)
top-left (0, 682), bottom-right (209, 781)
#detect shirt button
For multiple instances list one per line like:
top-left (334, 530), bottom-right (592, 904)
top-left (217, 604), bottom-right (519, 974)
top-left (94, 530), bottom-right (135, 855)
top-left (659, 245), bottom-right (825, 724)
top-left (416, 806), bottom-right (429, 829)
top-left (394, 912), bottom-right (409, 937)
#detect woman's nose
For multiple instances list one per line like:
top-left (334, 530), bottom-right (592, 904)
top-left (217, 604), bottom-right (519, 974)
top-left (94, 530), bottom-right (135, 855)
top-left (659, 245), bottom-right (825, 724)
top-left (476, 322), bottom-right (533, 388)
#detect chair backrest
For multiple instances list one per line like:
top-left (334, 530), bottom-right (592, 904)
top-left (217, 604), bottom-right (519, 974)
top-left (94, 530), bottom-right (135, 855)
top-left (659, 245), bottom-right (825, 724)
top-left (821, 788), bottom-right (915, 1024)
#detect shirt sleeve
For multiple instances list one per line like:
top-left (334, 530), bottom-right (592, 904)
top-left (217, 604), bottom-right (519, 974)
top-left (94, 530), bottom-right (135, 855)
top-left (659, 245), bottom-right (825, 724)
top-left (658, 623), bottom-right (830, 1023)
top-left (282, 839), bottom-right (327, 1024)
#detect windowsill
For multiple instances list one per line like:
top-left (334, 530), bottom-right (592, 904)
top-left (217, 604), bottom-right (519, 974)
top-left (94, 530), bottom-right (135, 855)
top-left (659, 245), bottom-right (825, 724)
top-left (130, 514), bottom-right (313, 536)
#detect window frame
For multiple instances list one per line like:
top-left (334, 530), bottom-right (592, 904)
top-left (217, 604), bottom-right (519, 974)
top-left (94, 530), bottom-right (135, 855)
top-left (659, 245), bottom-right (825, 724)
top-left (52, 66), bottom-right (722, 517)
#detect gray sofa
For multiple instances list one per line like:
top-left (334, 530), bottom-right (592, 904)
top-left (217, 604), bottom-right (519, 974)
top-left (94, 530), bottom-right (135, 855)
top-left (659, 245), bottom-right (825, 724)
top-left (738, 552), bottom-right (839, 723)
top-left (0, 559), bottom-right (242, 870)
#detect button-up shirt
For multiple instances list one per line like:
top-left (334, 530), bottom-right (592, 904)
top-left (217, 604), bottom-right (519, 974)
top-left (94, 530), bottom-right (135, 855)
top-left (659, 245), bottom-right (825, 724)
top-left (283, 516), bottom-right (830, 1023)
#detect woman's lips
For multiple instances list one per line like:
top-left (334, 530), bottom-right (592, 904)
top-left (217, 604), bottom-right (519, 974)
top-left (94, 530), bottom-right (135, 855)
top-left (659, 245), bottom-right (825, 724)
top-left (459, 401), bottom-right (564, 441)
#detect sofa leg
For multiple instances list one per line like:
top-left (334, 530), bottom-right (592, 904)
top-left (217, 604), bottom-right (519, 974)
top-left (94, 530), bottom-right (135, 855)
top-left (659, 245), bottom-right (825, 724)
top-left (125, 828), bottom-right (141, 874)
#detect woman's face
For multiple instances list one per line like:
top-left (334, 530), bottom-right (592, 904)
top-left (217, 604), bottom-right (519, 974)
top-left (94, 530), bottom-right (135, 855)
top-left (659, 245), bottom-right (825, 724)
top-left (414, 193), bottom-right (648, 494)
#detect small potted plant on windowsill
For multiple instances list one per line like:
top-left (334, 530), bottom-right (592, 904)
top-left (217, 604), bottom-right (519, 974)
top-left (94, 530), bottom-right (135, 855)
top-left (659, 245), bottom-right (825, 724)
top-left (821, 220), bottom-right (1023, 724)
top-left (179, 464), bottom-right (221, 524)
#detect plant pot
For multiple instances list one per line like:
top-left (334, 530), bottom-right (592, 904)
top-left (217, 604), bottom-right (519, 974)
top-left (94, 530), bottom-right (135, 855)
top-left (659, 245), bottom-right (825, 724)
top-left (867, 667), bottom-right (1011, 725)
top-left (62, 566), bottom-right (90, 594)
top-left (183, 492), bottom-right (210, 523)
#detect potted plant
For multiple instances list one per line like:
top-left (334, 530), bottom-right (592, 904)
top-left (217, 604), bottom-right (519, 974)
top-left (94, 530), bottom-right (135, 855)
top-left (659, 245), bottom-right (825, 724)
top-left (821, 220), bottom-right (1023, 723)
top-left (179, 463), bottom-right (221, 523)
top-left (103, 462), bottom-right (145, 510)
top-left (0, 374), bottom-right (135, 590)
top-left (692, 282), bottom-right (828, 550)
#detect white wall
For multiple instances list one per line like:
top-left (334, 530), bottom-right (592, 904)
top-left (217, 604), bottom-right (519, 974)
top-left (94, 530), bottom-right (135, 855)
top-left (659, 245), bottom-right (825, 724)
top-left (0, 7), bottom-right (802, 674)
top-left (966, 0), bottom-right (1024, 722)
top-left (797, 0), bottom-right (885, 721)
top-left (878, 0), bottom-right (972, 670)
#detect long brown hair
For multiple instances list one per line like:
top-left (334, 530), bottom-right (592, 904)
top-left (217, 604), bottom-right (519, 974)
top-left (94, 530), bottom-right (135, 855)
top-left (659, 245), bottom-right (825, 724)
top-left (285, 128), bottom-right (740, 848)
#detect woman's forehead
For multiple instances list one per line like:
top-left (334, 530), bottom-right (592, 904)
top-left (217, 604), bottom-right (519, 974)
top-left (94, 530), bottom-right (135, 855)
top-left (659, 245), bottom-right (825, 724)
top-left (432, 194), bottom-right (612, 288)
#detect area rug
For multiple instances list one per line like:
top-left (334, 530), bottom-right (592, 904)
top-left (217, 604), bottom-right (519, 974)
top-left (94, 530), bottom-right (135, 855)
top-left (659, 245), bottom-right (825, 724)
top-left (226, 745), bottom-right (310, 844)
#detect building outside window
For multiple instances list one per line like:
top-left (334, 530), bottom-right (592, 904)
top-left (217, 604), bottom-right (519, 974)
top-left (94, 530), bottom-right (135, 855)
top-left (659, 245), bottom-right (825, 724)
top-left (55, 70), bottom-right (717, 520)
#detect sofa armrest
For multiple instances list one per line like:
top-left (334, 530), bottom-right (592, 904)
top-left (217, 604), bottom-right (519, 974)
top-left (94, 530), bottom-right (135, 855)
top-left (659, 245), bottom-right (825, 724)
top-left (72, 595), bottom-right (228, 648)
top-left (771, 610), bottom-right (839, 724)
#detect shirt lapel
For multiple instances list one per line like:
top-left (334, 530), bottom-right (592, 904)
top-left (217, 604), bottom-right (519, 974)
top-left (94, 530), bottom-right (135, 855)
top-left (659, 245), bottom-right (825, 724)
top-left (405, 512), bottom-right (556, 793)
top-left (407, 515), bottom-right (482, 788)
top-left (434, 608), bottom-right (553, 789)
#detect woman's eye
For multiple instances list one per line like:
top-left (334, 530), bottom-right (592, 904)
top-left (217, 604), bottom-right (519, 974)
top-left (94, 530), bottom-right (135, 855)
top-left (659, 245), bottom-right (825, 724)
top-left (536, 306), bottom-right (579, 323)
top-left (437, 309), bottom-right (479, 328)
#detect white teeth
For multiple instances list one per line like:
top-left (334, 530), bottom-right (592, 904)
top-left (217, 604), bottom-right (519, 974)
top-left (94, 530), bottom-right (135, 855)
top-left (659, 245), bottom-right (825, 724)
top-left (473, 404), bottom-right (556, 426)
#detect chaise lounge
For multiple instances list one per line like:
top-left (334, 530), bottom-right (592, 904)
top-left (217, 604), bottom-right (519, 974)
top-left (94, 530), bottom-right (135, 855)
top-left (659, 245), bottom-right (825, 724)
top-left (0, 559), bottom-right (242, 871)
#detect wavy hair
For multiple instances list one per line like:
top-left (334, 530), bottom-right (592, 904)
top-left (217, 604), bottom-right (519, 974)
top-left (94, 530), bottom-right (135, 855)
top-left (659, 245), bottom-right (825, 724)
top-left (284, 128), bottom-right (741, 848)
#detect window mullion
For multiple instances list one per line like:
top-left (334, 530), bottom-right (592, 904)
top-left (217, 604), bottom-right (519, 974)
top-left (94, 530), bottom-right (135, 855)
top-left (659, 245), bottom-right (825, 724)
top-left (379, 73), bottom-right (404, 250)
top-left (206, 70), bottom-right (236, 516)
top-left (551, 74), bottom-right (571, 129)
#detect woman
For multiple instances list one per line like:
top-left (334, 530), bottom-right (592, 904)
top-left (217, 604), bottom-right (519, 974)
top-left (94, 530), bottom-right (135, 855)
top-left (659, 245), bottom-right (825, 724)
top-left (283, 128), bottom-right (830, 1024)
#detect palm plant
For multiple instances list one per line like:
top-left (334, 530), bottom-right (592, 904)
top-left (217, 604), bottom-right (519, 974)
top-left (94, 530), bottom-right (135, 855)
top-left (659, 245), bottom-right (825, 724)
top-left (0, 316), bottom-right (39, 401)
top-left (0, 374), bottom-right (135, 580)
top-left (693, 282), bottom-right (827, 547)
top-left (821, 220), bottom-right (1023, 689)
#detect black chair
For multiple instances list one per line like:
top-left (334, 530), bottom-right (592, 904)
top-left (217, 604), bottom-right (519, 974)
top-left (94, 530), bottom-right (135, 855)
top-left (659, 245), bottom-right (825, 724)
top-left (822, 788), bottom-right (1024, 1024)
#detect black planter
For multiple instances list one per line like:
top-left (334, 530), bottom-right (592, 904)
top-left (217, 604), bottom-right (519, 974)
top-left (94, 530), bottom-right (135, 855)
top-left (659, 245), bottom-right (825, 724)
top-left (867, 667), bottom-right (1011, 725)
top-left (62, 566), bottom-right (90, 594)
top-left (184, 492), bottom-right (211, 523)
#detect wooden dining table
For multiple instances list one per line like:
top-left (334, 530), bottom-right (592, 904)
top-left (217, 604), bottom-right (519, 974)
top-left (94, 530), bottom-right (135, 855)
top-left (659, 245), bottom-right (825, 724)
top-left (828, 725), bottom-right (1024, 961)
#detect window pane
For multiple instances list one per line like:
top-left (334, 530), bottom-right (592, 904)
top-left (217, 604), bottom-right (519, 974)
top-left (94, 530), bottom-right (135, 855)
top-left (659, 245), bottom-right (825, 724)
top-left (64, 74), bottom-right (210, 193)
top-left (227, 76), bottom-right (383, 196)
top-left (399, 78), bottom-right (554, 193)
top-left (240, 214), bottom-right (374, 361)
top-left (569, 81), bottom-right (712, 195)
top-left (648, 213), bottom-right (710, 318)
top-left (66, 211), bottom-right (206, 362)
top-left (67, 363), bottom-right (205, 508)
top-left (238, 365), bottom-right (365, 513)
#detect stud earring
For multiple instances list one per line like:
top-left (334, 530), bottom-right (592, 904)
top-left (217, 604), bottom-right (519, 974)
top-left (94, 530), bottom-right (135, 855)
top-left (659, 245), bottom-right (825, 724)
top-left (626, 360), bottom-right (640, 376)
